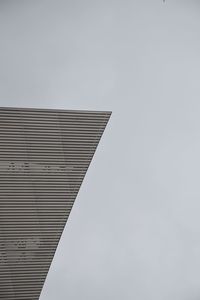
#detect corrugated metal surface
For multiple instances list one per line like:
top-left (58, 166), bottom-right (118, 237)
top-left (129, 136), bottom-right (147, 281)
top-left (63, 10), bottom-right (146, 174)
top-left (0, 107), bottom-right (111, 300)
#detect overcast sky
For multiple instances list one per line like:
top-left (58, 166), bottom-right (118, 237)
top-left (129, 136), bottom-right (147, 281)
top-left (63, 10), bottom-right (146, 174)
top-left (1, 1), bottom-right (200, 299)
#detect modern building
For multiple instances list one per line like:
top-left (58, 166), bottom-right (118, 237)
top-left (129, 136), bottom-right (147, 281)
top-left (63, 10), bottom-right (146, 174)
top-left (0, 107), bottom-right (111, 300)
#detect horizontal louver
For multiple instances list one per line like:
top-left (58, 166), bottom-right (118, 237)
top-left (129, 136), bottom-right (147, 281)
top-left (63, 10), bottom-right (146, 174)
top-left (0, 107), bottom-right (111, 300)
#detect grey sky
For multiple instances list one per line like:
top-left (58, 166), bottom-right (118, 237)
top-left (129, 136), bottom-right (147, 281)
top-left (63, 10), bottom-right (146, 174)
top-left (1, 1), bottom-right (200, 299)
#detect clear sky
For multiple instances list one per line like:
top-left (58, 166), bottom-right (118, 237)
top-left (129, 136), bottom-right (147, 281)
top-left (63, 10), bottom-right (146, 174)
top-left (1, 1), bottom-right (200, 299)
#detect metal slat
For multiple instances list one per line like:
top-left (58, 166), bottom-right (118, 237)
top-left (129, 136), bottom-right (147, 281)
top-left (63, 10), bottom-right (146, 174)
top-left (0, 107), bottom-right (111, 300)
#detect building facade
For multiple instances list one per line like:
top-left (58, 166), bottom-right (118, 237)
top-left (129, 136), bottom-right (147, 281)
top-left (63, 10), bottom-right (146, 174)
top-left (0, 107), bottom-right (111, 300)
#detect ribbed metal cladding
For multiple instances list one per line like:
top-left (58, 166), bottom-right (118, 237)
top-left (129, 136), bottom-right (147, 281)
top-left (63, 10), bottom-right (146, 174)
top-left (0, 107), bottom-right (111, 300)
